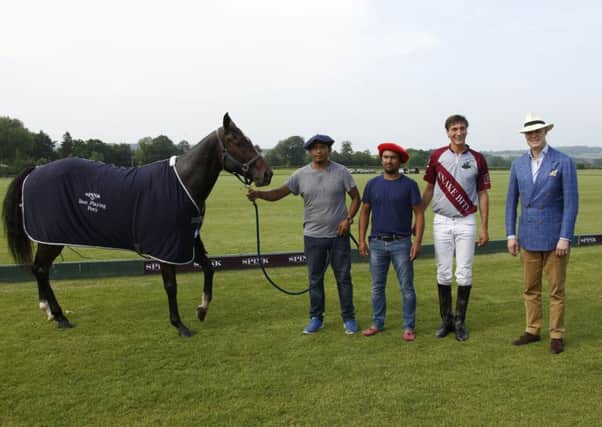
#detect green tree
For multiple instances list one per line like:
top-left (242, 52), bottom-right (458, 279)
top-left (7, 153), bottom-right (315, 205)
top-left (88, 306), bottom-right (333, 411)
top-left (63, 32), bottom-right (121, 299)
top-left (353, 150), bottom-right (378, 167)
top-left (407, 149), bottom-right (431, 170)
top-left (60, 132), bottom-right (74, 157)
top-left (134, 137), bottom-right (151, 165)
top-left (264, 148), bottom-right (282, 166)
top-left (105, 143), bottom-right (133, 166)
top-left (137, 135), bottom-right (178, 164)
top-left (266, 136), bottom-right (306, 167)
top-left (71, 138), bottom-right (88, 158)
top-left (176, 140), bottom-right (190, 154)
top-left (339, 140), bottom-right (353, 164)
top-left (85, 139), bottom-right (107, 161)
top-left (31, 131), bottom-right (56, 162)
top-left (89, 151), bottom-right (105, 162)
top-left (0, 117), bottom-right (34, 169)
top-left (592, 158), bottom-right (602, 168)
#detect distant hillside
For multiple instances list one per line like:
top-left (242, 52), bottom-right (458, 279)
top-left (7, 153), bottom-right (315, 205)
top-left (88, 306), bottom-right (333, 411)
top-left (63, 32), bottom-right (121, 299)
top-left (485, 146), bottom-right (602, 161)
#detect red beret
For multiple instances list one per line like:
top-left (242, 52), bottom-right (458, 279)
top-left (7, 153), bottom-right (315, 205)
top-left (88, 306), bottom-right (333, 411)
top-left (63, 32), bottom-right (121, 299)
top-left (377, 142), bottom-right (410, 163)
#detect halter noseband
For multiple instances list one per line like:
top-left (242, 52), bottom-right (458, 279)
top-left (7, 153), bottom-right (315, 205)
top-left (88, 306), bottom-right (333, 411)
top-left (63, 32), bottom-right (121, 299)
top-left (215, 128), bottom-right (263, 186)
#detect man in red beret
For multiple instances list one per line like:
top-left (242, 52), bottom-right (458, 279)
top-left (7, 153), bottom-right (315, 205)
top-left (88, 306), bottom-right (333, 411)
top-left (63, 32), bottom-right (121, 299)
top-left (358, 142), bottom-right (424, 341)
top-left (422, 114), bottom-right (490, 341)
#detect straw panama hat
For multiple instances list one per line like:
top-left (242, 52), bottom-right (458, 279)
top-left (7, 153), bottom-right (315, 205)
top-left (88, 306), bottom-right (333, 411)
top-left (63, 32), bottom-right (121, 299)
top-left (519, 112), bottom-right (554, 133)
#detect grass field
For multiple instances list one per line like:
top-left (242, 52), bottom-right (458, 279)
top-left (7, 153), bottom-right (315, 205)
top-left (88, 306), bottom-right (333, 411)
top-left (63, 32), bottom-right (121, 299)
top-left (1, 169), bottom-right (601, 263)
top-left (1, 169), bottom-right (602, 426)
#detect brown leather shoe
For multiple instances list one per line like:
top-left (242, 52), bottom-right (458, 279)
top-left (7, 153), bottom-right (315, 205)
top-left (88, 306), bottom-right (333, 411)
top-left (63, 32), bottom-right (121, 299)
top-left (550, 338), bottom-right (564, 354)
top-left (512, 332), bottom-right (541, 346)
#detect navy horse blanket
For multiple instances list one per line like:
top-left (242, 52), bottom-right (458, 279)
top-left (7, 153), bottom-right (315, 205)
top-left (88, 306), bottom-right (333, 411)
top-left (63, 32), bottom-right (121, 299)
top-left (22, 157), bottom-right (201, 264)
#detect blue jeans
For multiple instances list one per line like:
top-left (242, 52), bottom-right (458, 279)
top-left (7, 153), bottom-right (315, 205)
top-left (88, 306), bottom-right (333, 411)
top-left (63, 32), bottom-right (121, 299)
top-left (304, 235), bottom-right (355, 321)
top-left (369, 237), bottom-right (416, 331)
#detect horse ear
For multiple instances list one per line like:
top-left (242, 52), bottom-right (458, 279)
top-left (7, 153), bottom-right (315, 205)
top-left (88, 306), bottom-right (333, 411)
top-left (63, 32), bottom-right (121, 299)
top-left (223, 113), bottom-right (232, 130)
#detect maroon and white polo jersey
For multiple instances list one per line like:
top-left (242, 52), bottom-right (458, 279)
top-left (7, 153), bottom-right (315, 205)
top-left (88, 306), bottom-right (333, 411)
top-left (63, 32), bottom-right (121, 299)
top-left (423, 145), bottom-right (491, 218)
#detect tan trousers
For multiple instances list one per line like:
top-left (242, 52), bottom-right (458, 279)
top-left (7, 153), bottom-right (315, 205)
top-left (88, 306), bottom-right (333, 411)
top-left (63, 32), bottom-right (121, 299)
top-left (520, 248), bottom-right (569, 339)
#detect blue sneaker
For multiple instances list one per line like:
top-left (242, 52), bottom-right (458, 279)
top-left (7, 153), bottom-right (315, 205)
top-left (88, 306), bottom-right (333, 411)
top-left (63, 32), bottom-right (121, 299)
top-left (303, 317), bottom-right (323, 334)
top-left (343, 319), bottom-right (359, 335)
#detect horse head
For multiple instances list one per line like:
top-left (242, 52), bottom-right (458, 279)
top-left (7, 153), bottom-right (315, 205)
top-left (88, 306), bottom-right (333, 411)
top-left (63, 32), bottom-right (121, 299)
top-left (218, 113), bottom-right (273, 187)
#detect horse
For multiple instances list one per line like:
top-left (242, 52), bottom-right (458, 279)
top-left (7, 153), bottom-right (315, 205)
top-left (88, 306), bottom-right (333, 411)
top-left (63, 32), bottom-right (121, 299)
top-left (2, 113), bottom-right (273, 337)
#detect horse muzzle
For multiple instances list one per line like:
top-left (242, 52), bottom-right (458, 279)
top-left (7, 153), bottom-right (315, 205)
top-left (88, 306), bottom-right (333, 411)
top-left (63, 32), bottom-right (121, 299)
top-left (252, 163), bottom-right (273, 187)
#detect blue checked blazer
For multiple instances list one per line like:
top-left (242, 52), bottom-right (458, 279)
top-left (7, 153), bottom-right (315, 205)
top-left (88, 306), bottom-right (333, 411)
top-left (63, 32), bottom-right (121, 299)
top-left (505, 146), bottom-right (579, 251)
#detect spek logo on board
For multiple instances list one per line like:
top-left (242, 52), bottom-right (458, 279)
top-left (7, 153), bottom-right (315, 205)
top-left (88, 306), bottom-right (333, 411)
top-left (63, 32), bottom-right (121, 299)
top-left (143, 251), bottom-right (310, 274)
top-left (242, 256), bottom-right (270, 266)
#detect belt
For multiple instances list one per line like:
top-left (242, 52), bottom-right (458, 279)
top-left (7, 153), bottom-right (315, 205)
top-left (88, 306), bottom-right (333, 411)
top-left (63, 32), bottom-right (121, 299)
top-left (373, 234), bottom-right (410, 242)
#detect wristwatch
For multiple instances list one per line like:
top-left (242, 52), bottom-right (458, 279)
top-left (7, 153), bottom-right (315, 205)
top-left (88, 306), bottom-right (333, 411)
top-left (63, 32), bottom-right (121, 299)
top-left (346, 217), bottom-right (354, 225)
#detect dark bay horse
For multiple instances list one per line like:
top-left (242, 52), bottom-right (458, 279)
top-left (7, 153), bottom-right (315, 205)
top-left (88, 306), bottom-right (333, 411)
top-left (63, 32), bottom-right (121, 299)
top-left (2, 113), bottom-right (273, 337)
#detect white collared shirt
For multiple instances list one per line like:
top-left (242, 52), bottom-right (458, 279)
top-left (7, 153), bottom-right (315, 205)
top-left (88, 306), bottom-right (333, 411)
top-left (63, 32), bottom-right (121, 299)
top-left (529, 144), bottom-right (549, 183)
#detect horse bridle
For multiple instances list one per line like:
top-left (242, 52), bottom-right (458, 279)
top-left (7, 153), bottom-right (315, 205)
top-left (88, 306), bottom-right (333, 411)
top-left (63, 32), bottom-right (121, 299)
top-left (215, 128), bottom-right (263, 186)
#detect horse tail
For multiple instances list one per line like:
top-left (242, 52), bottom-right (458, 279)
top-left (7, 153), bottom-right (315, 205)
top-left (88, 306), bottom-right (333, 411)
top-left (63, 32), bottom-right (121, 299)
top-left (2, 166), bottom-right (35, 265)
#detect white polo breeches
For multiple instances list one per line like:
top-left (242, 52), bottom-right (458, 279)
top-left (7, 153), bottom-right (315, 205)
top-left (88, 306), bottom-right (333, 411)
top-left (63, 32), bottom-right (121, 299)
top-left (433, 213), bottom-right (477, 287)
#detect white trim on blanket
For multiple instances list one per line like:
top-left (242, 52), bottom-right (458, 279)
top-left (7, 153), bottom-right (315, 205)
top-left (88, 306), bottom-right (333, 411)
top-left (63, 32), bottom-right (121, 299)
top-left (170, 155), bottom-right (201, 214)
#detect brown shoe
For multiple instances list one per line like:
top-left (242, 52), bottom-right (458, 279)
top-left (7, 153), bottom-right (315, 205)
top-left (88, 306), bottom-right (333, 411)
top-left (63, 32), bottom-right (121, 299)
top-left (550, 338), bottom-right (564, 354)
top-left (512, 332), bottom-right (541, 346)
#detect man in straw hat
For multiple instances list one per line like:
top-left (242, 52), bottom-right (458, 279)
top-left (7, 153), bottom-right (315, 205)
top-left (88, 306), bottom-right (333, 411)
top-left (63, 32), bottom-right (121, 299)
top-left (421, 114), bottom-right (491, 342)
top-left (247, 134), bottom-right (361, 335)
top-left (505, 113), bottom-right (579, 354)
top-left (358, 142), bottom-right (424, 341)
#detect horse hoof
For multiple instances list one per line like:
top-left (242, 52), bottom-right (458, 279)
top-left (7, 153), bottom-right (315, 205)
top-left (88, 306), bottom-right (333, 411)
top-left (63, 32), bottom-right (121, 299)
top-left (197, 307), bottom-right (207, 322)
top-left (178, 327), bottom-right (193, 337)
top-left (57, 319), bottom-right (73, 329)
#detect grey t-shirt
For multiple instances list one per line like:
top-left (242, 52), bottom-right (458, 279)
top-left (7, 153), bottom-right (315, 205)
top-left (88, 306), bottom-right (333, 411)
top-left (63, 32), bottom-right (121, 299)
top-left (285, 161), bottom-right (356, 238)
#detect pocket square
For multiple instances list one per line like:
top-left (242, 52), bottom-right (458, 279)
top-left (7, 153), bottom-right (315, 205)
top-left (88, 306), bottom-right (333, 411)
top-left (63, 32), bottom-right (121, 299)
top-left (549, 169), bottom-right (558, 176)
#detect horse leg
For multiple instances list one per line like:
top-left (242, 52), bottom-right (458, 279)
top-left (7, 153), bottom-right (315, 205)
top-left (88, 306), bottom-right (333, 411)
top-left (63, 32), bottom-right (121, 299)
top-left (160, 263), bottom-right (192, 337)
top-left (33, 244), bottom-right (72, 329)
top-left (194, 238), bottom-right (214, 322)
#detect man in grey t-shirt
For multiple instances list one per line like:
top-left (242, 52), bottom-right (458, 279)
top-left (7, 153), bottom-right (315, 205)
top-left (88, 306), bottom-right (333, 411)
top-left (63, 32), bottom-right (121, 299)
top-left (247, 134), bottom-right (361, 334)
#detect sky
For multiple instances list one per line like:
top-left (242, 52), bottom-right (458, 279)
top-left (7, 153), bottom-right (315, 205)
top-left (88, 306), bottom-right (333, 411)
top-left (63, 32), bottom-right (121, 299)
top-left (2, 0), bottom-right (602, 153)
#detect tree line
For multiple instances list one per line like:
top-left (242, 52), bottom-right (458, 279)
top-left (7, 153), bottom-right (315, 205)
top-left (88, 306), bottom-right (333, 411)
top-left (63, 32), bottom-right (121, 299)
top-left (238, 135), bottom-right (602, 170)
top-left (0, 116), bottom-right (191, 175)
top-left (266, 136), bottom-right (444, 169)
top-left (0, 116), bottom-right (513, 175)
top-left (3, 115), bottom-right (597, 176)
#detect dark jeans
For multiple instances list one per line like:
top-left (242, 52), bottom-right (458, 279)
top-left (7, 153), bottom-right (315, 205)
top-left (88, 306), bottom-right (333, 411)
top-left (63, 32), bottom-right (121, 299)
top-left (304, 235), bottom-right (355, 321)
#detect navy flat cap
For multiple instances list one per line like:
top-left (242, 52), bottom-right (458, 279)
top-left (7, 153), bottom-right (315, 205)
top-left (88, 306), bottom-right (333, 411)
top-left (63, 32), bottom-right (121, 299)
top-left (304, 134), bottom-right (335, 150)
